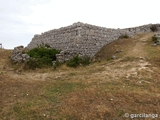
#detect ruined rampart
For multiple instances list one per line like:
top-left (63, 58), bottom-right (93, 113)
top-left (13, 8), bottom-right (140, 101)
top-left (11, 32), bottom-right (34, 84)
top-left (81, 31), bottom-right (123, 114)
top-left (27, 22), bottom-right (160, 59)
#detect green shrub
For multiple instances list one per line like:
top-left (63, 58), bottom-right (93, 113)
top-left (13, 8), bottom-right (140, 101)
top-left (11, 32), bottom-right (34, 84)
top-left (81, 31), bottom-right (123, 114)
top-left (26, 47), bottom-right (60, 68)
top-left (150, 25), bottom-right (158, 32)
top-left (66, 55), bottom-right (90, 68)
top-left (66, 55), bottom-right (80, 67)
top-left (80, 55), bottom-right (90, 66)
top-left (152, 36), bottom-right (158, 43)
top-left (25, 59), bottom-right (39, 69)
top-left (119, 34), bottom-right (129, 39)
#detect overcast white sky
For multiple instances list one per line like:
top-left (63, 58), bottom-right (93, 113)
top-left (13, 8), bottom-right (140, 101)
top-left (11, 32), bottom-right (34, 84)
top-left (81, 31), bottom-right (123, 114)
top-left (0, 0), bottom-right (160, 49)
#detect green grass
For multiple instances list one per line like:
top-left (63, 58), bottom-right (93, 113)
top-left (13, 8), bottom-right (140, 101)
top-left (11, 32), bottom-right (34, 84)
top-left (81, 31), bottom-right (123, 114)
top-left (44, 81), bottom-right (85, 100)
top-left (6, 81), bottom-right (85, 120)
top-left (13, 101), bottom-right (46, 120)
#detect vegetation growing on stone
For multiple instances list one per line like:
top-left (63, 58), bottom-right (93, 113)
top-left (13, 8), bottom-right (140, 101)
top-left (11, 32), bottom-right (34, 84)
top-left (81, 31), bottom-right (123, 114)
top-left (26, 46), bottom-right (60, 68)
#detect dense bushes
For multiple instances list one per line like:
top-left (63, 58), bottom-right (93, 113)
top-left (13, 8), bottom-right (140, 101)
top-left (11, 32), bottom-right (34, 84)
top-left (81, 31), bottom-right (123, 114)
top-left (26, 46), bottom-right (60, 68)
top-left (66, 55), bottom-right (90, 67)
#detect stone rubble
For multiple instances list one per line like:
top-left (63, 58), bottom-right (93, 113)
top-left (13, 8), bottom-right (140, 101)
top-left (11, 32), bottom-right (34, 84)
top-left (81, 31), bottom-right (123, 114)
top-left (56, 51), bottom-right (78, 62)
top-left (11, 46), bottom-right (30, 63)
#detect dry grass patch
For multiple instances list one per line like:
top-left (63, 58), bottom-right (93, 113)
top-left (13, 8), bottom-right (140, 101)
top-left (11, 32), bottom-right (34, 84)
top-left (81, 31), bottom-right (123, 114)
top-left (57, 85), bottom-right (160, 119)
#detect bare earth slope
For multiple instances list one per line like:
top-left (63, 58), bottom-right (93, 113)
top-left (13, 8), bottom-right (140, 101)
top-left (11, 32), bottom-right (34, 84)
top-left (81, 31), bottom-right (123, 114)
top-left (0, 33), bottom-right (160, 119)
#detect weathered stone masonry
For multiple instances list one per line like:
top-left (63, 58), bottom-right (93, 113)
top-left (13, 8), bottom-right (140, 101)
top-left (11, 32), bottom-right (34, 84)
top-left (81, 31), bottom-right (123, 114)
top-left (27, 22), bottom-right (160, 61)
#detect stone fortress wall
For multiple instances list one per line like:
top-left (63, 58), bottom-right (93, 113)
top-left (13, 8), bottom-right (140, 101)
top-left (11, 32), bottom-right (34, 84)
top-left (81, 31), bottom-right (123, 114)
top-left (27, 22), bottom-right (160, 60)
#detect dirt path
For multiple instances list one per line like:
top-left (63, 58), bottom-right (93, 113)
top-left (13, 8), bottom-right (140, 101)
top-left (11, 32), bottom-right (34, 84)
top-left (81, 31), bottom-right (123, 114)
top-left (127, 33), bottom-right (153, 58)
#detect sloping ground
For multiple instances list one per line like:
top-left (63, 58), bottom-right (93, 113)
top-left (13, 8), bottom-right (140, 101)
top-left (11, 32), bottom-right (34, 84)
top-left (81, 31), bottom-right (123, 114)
top-left (0, 33), bottom-right (160, 119)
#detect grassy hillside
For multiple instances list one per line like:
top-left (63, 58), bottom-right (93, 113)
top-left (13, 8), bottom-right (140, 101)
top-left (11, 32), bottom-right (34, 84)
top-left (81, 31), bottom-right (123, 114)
top-left (0, 33), bottom-right (160, 119)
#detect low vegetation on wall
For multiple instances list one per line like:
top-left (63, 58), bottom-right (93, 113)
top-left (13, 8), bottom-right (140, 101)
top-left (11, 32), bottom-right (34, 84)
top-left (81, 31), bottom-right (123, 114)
top-left (25, 45), bottom-right (60, 69)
